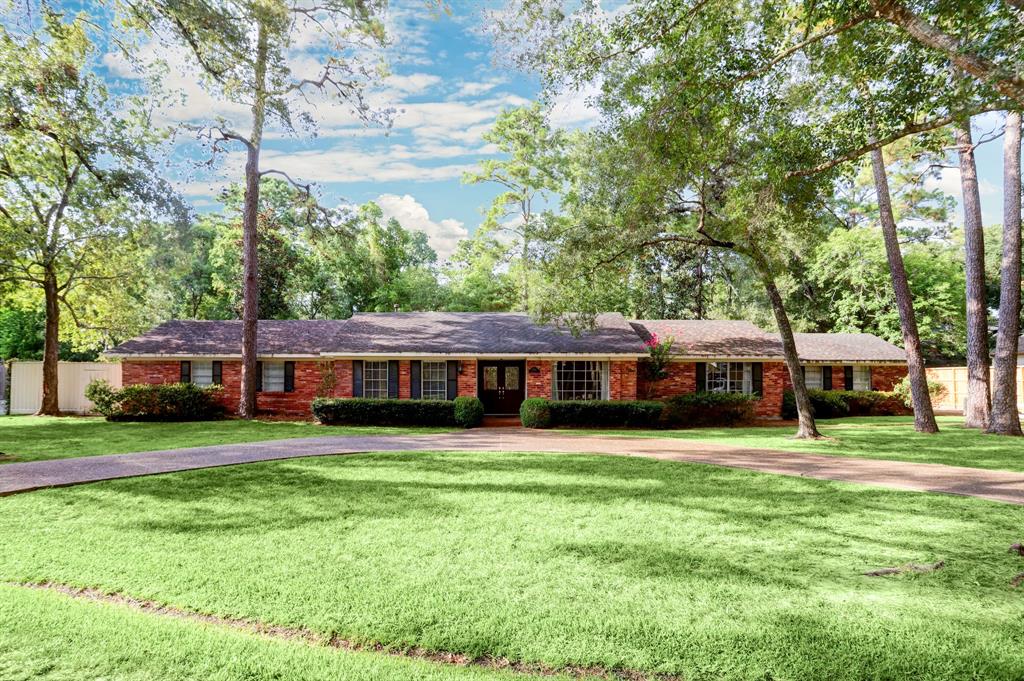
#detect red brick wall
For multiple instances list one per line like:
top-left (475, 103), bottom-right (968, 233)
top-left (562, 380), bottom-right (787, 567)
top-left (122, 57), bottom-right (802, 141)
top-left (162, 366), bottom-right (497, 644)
top-left (333, 360), bottom-right (354, 399)
top-left (638, 361), bottom-right (696, 399)
top-left (122, 359), bottom-right (327, 416)
top-left (755, 362), bottom-right (787, 417)
top-left (831, 365), bottom-right (847, 390)
top-left (871, 365), bottom-right (908, 391)
top-left (526, 360), bottom-right (552, 399)
top-left (399, 360), bottom-right (411, 399)
top-left (458, 360), bottom-right (477, 397)
top-left (609, 360), bottom-right (638, 400)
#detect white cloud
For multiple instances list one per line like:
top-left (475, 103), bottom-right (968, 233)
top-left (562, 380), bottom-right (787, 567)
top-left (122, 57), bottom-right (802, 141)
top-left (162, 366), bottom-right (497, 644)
top-left (254, 146), bottom-right (477, 184)
top-left (375, 193), bottom-right (468, 260)
top-left (450, 77), bottom-right (507, 99)
top-left (547, 83), bottom-right (602, 128)
top-left (384, 72), bottom-right (443, 95)
top-left (924, 167), bottom-right (999, 199)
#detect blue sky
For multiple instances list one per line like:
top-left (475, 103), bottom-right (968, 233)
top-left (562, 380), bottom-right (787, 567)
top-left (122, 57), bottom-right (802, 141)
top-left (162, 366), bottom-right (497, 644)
top-left (90, 1), bottom-right (1012, 260)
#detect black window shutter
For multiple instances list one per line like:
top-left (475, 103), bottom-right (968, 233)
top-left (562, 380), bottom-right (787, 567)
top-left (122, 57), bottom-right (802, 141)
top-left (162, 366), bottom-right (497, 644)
top-left (180, 361), bottom-right (191, 383)
top-left (695, 362), bottom-right (706, 391)
top-left (751, 362), bottom-right (763, 397)
top-left (446, 360), bottom-right (458, 400)
top-left (255, 361), bottom-right (263, 392)
top-left (352, 360), bottom-right (363, 398)
top-left (388, 360), bottom-right (399, 399)
top-left (844, 366), bottom-right (854, 391)
top-left (212, 361), bottom-right (222, 385)
top-left (410, 360), bottom-right (422, 399)
top-left (823, 366), bottom-right (832, 391)
top-left (284, 361), bottom-right (295, 393)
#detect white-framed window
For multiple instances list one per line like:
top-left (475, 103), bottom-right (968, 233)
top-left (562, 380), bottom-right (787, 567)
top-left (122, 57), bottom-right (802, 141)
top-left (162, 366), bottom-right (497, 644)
top-left (852, 366), bottom-right (871, 391)
top-left (706, 361), bottom-right (753, 394)
top-left (804, 366), bottom-right (823, 390)
top-left (422, 361), bottom-right (447, 400)
top-left (262, 361), bottom-right (285, 392)
top-left (191, 360), bottom-right (214, 387)
top-left (363, 360), bottom-right (389, 399)
top-left (553, 361), bottom-right (608, 401)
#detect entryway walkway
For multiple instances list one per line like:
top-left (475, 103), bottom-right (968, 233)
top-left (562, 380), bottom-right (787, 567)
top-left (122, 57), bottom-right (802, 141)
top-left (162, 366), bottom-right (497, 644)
top-left (3, 429), bottom-right (1024, 504)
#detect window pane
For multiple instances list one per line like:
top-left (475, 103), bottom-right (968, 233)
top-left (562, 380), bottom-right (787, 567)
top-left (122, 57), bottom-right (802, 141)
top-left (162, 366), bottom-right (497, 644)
top-left (422, 361), bottom-right (447, 400)
top-left (262, 361), bottom-right (285, 392)
top-left (504, 366), bottom-right (520, 390)
top-left (555, 361), bottom-right (607, 400)
top-left (804, 366), bottom-right (823, 390)
top-left (364, 361), bottom-right (389, 399)
top-left (483, 366), bottom-right (498, 391)
top-left (853, 366), bottom-right (871, 391)
top-left (192, 361), bottom-right (213, 387)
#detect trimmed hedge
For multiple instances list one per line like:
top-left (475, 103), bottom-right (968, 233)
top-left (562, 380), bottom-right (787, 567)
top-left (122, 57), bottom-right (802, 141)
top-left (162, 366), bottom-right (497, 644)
top-left (661, 391), bottom-right (757, 427)
top-left (520, 398), bottom-right (664, 429)
top-left (782, 389), bottom-right (911, 419)
top-left (85, 380), bottom-right (225, 421)
top-left (311, 397), bottom-right (484, 428)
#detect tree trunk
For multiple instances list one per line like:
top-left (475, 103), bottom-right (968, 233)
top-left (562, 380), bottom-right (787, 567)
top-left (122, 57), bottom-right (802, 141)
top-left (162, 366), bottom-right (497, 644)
top-left (956, 119), bottom-right (991, 428)
top-left (751, 249), bottom-right (821, 439)
top-left (870, 145), bottom-right (939, 432)
top-left (238, 22), bottom-right (269, 419)
top-left (987, 111), bottom-right (1023, 436)
top-left (37, 266), bottom-right (61, 416)
top-left (520, 230), bottom-right (530, 310)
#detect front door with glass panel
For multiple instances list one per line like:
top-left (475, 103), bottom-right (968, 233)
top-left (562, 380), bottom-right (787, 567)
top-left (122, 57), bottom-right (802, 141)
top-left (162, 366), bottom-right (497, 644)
top-left (478, 361), bottom-right (525, 414)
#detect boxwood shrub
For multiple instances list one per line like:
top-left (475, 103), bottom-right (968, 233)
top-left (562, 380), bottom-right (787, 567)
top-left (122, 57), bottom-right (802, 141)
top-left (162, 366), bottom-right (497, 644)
top-left (782, 389), bottom-right (911, 419)
top-left (85, 380), bottom-right (225, 421)
top-left (520, 398), bottom-right (664, 429)
top-left (661, 391), bottom-right (757, 427)
top-left (311, 397), bottom-right (485, 428)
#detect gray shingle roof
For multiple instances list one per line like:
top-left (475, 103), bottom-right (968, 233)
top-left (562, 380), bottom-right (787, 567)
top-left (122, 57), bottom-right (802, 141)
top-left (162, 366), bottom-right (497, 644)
top-left (110, 315), bottom-right (906, 363)
top-left (109, 313), bottom-right (647, 357)
top-left (632, 320), bottom-right (905, 363)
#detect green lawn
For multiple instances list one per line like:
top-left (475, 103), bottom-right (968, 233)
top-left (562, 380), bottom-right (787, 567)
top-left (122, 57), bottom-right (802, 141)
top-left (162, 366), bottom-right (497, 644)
top-left (0, 415), bottom-right (450, 464)
top-left (2, 450), bottom-right (1022, 679)
top-left (573, 415), bottom-right (1024, 472)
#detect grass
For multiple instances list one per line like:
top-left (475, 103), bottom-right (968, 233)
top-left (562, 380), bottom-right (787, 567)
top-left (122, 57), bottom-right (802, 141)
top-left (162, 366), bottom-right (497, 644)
top-left (571, 415), bottom-right (1024, 472)
top-left (2, 450), bottom-right (1022, 679)
top-left (0, 584), bottom-right (535, 680)
top-left (0, 415), bottom-right (451, 464)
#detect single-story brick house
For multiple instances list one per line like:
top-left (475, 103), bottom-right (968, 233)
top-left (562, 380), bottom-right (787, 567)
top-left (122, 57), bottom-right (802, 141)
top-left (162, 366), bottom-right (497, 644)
top-left (107, 312), bottom-right (908, 418)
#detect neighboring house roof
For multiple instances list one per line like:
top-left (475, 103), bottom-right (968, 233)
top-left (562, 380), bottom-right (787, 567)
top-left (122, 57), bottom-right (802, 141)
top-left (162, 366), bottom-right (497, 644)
top-left (108, 312), bottom-right (647, 357)
top-left (631, 320), bottom-right (906, 363)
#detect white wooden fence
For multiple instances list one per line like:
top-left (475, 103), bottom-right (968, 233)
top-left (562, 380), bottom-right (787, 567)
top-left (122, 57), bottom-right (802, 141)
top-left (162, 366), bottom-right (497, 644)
top-left (925, 365), bottom-right (1024, 412)
top-left (9, 361), bottom-right (122, 415)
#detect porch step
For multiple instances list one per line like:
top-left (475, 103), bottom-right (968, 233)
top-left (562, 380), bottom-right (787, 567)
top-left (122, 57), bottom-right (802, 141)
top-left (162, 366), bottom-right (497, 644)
top-left (481, 416), bottom-right (522, 428)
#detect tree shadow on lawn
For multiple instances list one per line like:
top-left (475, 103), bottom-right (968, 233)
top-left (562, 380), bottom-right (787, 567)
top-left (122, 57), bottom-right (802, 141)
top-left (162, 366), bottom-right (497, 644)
top-left (63, 451), bottom-right (1017, 565)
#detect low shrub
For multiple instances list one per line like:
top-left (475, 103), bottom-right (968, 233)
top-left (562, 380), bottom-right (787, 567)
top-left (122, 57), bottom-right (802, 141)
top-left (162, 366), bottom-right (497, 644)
top-left (781, 389), bottom-right (911, 419)
top-left (893, 375), bottom-right (948, 410)
top-left (661, 391), bottom-right (757, 427)
top-left (520, 398), bottom-right (664, 429)
top-left (520, 398), bottom-right (553, 428)
top-left (312, 397), bottom-right (484, 427)
top-left (453, 396), bottom-right (485, 428)
top-left (86, 380), bottom-right (225, 421)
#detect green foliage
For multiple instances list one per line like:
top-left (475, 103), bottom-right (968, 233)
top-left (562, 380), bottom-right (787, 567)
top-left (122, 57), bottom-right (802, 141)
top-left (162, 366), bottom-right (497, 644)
top-left (893, 376), bottom-right (949, 409)
top-left (452, 396), bottom-right (485, 428)
top-left (312, 398), bottom-right (474, 427)
top-left (519, 398), bottom-right (664, 429)
top-left (782, 390), bottom-right (911, 419)
top-left (642, 334), bottom-right (675, 384)
top-left (661, 392), bottom-right (757, 427)
top-left (86, 380), bottom-right (224, 421)
top-left (519, 397), bottom-right (553, 428)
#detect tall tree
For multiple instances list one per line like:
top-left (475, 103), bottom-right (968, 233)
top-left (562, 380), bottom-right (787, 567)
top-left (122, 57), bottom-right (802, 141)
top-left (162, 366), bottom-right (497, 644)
top-left (0, 12), bottom-right (174, 414)
top-left (988, 111), bottom-right (1023, 436)
top-left (954, 117), bottom-right (991, 427)
top-left (123, 0), bottom-right (392, 417)
top-left (463, 104), bottom-right (569, 311)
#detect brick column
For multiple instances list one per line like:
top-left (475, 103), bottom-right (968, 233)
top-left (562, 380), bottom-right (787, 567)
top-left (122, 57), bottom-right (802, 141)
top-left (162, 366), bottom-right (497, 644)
top-left (399, 360), bottom-right (411, 399)
top-left (333, 360), bottom-right (354, 398)
top-left (526, 360), bottom-right (552, 399)
top-left (609, 360), bottom-right (638, 400)
top-left (756, 362), bottom-right (787, 417)
top-left (457, 360), bottom-right (477, 397)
